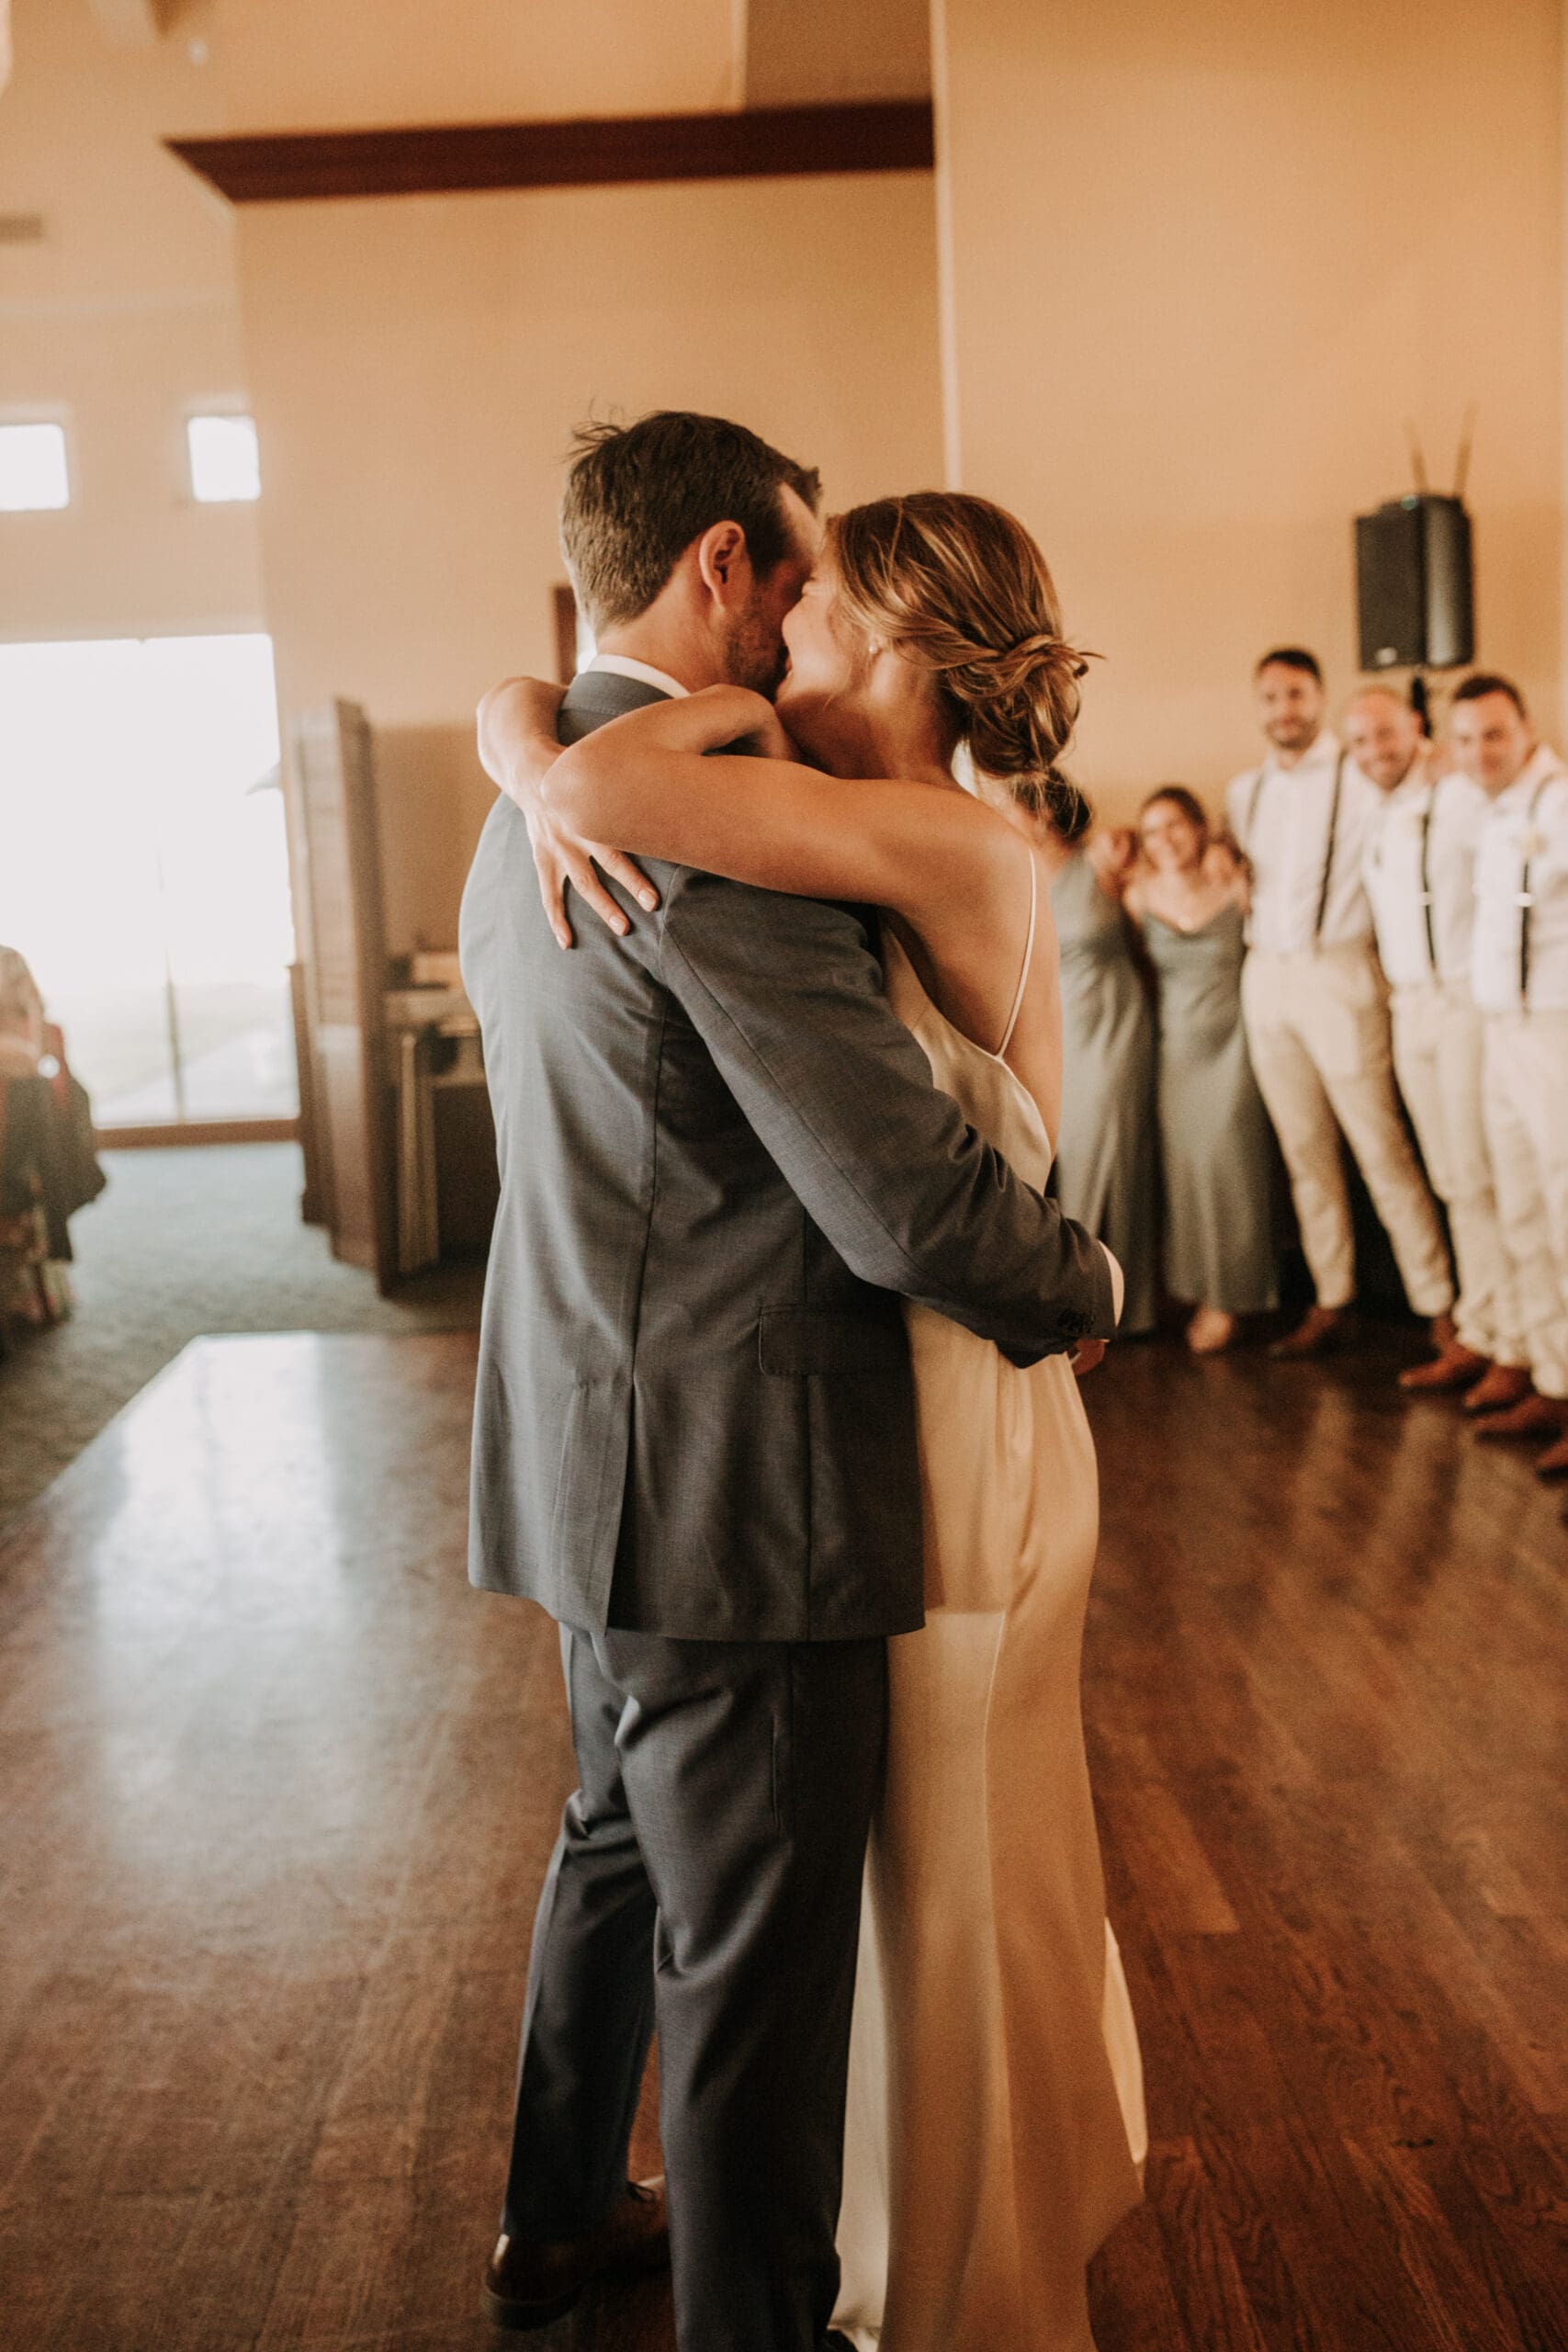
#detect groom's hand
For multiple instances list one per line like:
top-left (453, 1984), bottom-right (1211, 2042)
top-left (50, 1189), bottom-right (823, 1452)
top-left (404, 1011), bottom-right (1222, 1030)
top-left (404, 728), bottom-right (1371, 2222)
top-left (525, 804), bottom-right (660, 951)
top-left (1070, 1339), bottom-right (1107, 1377)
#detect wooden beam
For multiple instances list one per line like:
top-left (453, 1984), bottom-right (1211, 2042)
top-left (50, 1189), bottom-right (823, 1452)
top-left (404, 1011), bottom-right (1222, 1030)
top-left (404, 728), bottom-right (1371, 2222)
top-left (164, 98), bottom-right (934, 206)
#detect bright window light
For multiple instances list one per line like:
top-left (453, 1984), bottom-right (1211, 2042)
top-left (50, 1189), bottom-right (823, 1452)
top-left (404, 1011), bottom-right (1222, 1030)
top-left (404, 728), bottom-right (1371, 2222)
top-left (0, 422), bottom-right (70, 512)
top-left (187, 412), bottom-right (261, 503)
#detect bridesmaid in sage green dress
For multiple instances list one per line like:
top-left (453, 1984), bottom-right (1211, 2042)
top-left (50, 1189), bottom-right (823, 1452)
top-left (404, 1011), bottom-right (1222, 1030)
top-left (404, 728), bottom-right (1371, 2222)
top-left (1026, 803), bottom-right (1158, 1338)
top-left (1123, 786), bottom-right (1278, 1352)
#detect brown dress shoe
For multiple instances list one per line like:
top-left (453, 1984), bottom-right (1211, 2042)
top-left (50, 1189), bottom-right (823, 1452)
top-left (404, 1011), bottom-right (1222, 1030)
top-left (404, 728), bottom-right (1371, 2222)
top-left (482, 2178), bottom-right (669, 2331)
top-left (1269, 1305), bottom-right (1348, 1360)
top-left (1398, 1343), bottom-right (1491, 1394)
top-left (1471, 1395), bottom-right (1568, 1443)
top-left (1427, 1310), bottom-right (1459, 1352)
top-left (1461, 1363), bottom-right (1535, 1416)
top-left (1534, 1430), bottom-right (1568, 1479)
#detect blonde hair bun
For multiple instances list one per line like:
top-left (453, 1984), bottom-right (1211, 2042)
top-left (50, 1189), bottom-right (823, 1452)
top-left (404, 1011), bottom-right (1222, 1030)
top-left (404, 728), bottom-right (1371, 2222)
top-left (828, 492), bottom-right (1094, 839)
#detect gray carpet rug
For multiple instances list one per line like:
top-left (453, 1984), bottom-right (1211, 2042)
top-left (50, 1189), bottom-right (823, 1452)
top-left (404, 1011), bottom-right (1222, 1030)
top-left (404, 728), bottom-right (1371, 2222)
top-left (0, 1144), bottom-right (483, 1530)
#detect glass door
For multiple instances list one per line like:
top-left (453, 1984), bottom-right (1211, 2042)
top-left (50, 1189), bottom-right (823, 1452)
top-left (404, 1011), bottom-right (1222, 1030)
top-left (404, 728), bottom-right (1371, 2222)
top-left (0, 632), bottom-right (297, 1130)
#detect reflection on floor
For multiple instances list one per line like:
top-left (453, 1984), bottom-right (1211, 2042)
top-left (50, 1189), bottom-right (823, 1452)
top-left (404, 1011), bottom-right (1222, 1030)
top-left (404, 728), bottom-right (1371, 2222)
top-left (0, 1329), bottom-right (1563, 2351)
top-left (0, 1144), bottom-right (482, 1528)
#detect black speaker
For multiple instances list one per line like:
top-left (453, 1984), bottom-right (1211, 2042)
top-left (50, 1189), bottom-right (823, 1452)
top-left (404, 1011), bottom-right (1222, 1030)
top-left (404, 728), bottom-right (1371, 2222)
top-left (1354, 493), bottom-right (1474, 671)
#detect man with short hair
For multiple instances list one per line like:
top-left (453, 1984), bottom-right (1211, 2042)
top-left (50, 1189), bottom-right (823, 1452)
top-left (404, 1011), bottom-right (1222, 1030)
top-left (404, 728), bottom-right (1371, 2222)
top-left (1350, 684), bottom-right (1522, 1395)
top-left (1226, 649), bottom-right (1454, 1358)
top-left (1453, 673), bottom-right (1568, 1473)
top-left (460, 412), bottom-right (1121, 2350)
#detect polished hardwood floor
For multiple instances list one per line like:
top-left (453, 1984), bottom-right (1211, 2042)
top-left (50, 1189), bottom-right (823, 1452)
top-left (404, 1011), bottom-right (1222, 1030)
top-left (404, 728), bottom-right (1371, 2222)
top-left (1, 1329), bottom-right (1563, 2350)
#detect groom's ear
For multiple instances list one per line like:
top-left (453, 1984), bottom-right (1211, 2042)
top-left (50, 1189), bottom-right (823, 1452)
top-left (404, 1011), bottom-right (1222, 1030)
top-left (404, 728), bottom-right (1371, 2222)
top-left (694, 520), bottom-right (752, 609)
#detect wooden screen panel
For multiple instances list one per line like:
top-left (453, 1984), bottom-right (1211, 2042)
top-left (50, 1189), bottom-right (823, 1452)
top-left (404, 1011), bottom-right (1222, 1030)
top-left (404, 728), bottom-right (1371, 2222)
top-left (294, 701), bottom-right (396, 1289)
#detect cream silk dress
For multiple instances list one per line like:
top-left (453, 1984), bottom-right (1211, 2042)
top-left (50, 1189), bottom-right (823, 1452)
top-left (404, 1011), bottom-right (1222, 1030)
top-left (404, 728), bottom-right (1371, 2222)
top-left (834, 871), bottom-right (1147, 2352)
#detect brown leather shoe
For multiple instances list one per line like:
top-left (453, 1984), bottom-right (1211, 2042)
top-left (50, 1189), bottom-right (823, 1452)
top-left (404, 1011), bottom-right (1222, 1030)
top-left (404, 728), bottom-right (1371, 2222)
top-left (1398, 1342), bottom-right (1491, 1394)
top-left (1533, 1430), bottom-right (1568, 1479)
top-left (1471, 1395), bottom-right (1568, 1443)
top-left (482, 2178), bottom-right (669, 2331)
top-left (1461, 1363), bottom-right (1535, 1417)
top-left (1427, 1310), bottom-right (1459, 1352)
top-left (1269, 1305), bottom-right (1348, 1360)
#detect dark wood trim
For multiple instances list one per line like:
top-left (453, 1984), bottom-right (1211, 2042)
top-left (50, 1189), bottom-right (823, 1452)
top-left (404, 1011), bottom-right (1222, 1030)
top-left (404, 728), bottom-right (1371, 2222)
top-left (552, 583), bottom-right (580, 687)
top-left (164, 99), bottom-right (934, 206)
top-left (97, 1117), bottom-right (300, 1150)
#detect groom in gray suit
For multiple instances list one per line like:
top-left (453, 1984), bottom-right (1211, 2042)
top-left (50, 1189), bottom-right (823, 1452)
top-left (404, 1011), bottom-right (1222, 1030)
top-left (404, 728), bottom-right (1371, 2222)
top-left (459, 412), bottom-right (1119, 2350)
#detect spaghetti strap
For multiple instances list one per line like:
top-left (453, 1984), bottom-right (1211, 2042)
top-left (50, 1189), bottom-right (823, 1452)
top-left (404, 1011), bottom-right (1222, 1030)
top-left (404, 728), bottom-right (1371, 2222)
top-left (995, 854), bottom-right (1039, 1060)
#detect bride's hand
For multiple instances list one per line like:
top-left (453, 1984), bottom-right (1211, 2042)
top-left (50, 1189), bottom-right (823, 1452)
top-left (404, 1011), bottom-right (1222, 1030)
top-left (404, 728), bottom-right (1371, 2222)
top-left (681, 684), bottom-right (795, 762)
top-left (479, 676), bottom-right (659, 947)
top-left (525, 804), bottom-right (660, 951)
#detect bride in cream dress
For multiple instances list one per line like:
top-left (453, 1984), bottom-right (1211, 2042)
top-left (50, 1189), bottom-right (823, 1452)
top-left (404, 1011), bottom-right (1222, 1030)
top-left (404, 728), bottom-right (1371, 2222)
top-left (834, 883), bottom-right (1145, 2352)
top-left (482, 487), bottom-right (1146, 2348)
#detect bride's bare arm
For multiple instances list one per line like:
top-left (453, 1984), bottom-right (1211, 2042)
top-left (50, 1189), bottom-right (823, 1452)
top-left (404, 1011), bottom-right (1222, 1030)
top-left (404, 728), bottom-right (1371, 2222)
top-left (477, 677), bottom-right (660, 947)
top-left (536, 684), bottom-right (1022, 953)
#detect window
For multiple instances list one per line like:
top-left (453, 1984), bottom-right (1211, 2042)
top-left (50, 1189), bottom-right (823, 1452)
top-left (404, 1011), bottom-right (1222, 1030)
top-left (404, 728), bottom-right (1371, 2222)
top-left (0, 420), bottom-right (70, 511)
top-left (187, 412), bottom-right (261, 503)
top-left (0, 634), bottom-right (298, 1127)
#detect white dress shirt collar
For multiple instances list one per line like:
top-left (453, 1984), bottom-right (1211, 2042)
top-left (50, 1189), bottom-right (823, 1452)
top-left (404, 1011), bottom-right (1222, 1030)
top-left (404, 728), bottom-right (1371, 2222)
top-left (587, 652), bottom-right (690, 700)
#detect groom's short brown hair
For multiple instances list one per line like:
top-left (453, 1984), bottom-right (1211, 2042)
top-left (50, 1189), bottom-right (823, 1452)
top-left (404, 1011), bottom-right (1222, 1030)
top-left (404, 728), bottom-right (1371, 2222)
top-left (561, 411), bottom-right (821, 634)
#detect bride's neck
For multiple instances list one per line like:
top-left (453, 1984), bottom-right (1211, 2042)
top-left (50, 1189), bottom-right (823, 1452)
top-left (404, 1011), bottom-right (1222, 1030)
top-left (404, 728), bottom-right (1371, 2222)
top-left (820, 702), bottom-right (956, 791)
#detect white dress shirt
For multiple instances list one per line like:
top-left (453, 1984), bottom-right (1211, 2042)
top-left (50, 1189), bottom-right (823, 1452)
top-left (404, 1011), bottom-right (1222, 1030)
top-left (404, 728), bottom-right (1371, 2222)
top-left (1225, 729), bottom-right (1377, 953)
top-left (1362, 757), bottom-right (1489, 989)
top-left (1471, 743), bottom-right (1568, 1012)
top-left (587, 652), bottom-right (689, 699)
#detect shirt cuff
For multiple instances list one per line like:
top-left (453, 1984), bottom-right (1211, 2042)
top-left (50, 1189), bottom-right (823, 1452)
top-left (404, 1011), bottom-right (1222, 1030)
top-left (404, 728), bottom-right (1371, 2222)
top-left (1100, 1242), bottom-right (1125, 1328)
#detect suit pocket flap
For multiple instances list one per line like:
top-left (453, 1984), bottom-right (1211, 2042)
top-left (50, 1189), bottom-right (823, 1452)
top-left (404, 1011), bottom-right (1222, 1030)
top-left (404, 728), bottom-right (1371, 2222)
top-left (757, 1307), bottom-right (908, 1378)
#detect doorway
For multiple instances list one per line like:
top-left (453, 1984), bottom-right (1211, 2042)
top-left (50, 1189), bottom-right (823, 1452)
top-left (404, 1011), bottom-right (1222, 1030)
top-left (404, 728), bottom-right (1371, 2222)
top-left (0, 632), bottom-right (297, 1135)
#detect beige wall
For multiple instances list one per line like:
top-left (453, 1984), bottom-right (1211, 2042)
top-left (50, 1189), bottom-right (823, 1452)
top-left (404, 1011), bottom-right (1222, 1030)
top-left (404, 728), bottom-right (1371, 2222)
top-left (745, 0), bottom-right (930, 106)
top-left (235, 173), bottom-right (944, 954)
top-left (0, 0), bottom-right (263, 639)
top-left (935, 0), bottom-right (1563, 818)
top-left (197, 0), bottom-right (741, 131)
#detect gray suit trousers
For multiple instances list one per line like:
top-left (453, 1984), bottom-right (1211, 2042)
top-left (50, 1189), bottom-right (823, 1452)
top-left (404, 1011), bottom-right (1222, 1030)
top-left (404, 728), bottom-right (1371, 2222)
top-left (506, 1624), bottom-right (887, 2351)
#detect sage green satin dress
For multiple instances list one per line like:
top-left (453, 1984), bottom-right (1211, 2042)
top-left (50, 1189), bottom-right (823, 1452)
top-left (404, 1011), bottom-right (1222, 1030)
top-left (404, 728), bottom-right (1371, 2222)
top-left (1140, 903), bottom-right (1278, 1314)
top-left (1048, 853), bottom-right (1158, 1337)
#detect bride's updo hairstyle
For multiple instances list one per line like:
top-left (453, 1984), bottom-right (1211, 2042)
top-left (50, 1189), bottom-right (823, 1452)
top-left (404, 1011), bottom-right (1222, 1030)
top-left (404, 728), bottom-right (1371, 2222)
top-left (828, 491), bottom-right (1093, 841)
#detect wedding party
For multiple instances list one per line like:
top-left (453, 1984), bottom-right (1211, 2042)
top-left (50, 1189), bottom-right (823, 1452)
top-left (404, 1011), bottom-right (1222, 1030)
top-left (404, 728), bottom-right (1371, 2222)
top-left (1, 5), bottom-right (1563, 2352)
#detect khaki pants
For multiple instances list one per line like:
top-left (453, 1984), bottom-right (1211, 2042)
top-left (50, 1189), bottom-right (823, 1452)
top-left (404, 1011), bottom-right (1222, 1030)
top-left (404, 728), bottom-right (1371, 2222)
top-left (1390, 981), bottom-right (1525, 1365)
top-left (1481, 1010), bottom-right (1568, 1400)
top-left (1241, 943), bottom-right (1453, 1316)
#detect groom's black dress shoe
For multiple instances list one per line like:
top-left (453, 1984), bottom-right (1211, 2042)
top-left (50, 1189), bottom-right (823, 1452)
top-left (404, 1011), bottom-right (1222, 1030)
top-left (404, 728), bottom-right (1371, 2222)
top-left (481, 2178), bottom-right (669, 2330)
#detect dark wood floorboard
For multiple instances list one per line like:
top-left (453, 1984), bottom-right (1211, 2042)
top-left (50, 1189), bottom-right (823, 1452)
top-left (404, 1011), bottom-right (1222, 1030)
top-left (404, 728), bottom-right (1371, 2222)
top-left (0, 1329), bottom-right (1563, 2350)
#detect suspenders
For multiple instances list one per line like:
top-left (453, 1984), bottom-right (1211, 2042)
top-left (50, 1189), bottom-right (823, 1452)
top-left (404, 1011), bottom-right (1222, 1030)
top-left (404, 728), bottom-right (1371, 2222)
top-left (1247, 751), bottom-right (1348, 948)
top-left (1314, 752), bottom-right (1348, 943)
top-left (1416, 777), bottom-right (1439, 974)
top-left (1517, 773), bottom-right (1551, 1004)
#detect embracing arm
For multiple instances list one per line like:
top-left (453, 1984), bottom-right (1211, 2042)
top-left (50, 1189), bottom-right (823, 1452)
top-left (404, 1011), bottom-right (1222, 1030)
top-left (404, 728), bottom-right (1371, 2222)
top-left (484, 676), bottom-right (1022, 950)
top-left (657, 866), bottom-right (1118, 1362)
top-left (543, 685), bottom-right (1020, 918)
top-left (477, 677), bottom-right (659, 946)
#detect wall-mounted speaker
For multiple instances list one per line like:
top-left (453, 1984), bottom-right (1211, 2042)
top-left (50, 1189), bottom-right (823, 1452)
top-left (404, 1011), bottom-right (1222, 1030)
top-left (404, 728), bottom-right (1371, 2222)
top-left (1355, 493), bottom-right (1474, 672)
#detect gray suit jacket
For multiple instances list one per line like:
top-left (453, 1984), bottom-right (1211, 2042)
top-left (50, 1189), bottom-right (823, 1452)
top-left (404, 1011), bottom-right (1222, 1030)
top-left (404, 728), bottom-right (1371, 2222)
top-left (458, 667), bottom-right (1116, 1641)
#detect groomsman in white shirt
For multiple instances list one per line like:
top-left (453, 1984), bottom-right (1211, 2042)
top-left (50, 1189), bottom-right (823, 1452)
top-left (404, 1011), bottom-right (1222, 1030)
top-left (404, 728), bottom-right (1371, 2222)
top-left (1350, 685), bottom-right (1525, 1397)
top-left (1227, 649), bottom-right (1454, 1359)
top-left (1452, 673), bottom-right (1568, 1475)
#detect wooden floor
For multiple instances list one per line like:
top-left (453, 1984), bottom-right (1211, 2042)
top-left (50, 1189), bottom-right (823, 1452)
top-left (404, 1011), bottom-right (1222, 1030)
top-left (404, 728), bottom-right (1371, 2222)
top-left (1, 1329), bottom-right (1563, 2351)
